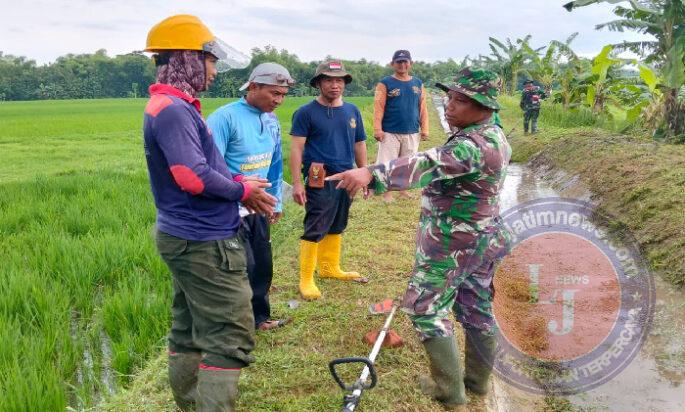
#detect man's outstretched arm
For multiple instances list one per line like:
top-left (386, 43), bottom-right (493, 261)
top-left (328, 138), bottom-right (482, 197)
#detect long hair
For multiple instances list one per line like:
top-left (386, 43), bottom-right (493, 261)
top-left (155, 50), bottom-right (205, 97)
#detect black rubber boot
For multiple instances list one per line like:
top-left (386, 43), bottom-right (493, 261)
top-left (168, 351), bottom-right (201, 411)
top-left (464, 327), bottom-right (497, 395)
top-left (196, 368), bottom-right (241, 412)
top-left (420, 336), bottom-right (467, 409)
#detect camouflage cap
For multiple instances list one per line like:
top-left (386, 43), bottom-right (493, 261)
top-left (436, 67), bottom-right (502, 111)
top-left (309, 60), bottom-right (352, 87)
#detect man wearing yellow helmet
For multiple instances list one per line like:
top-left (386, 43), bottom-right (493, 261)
top-left (143, 14), bottom-right (272, 412)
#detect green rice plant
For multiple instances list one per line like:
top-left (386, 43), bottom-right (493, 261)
top-left (101, 273), bottom-right (170, 383)
top-left (0, 96), bottom-right (377, 409)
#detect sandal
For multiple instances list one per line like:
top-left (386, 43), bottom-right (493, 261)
top-left (257, 318), bottom-right (292, 331)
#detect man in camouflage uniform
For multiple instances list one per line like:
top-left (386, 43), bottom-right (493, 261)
top-left (520, 79), bottom-right (547, 134)
top-left (329, 68), bottom-right (511, 410)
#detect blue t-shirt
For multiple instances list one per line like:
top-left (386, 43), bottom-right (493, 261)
top-left (290, 100), bottom-right (366, 174)
top-left (207, 98), bottom-right (283, 213)
top-left (380, 76), bottom-right (423, 134)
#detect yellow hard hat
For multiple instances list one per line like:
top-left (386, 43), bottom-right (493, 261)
top-left (146, 15), bottom-right (210, 52)
top-left (145, 14), bottom-right (250, 70)
top-left (145, 14), bottom-right (222, 58)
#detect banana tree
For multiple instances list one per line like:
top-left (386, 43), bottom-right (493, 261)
top-left (488, 35), bottom-right (532, 94)
top-left (557, 58), bottom-right (593, 108)
top-left (624, 64), bottom-right (663, 124)
top-left (522, 33), bottom-right (580, 96)
top-left (565, 0), bottom-right (685, 141)
top-left (587, 45), bottom-right (636, 113)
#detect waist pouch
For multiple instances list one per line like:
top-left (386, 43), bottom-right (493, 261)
top-left (307, 162), bottom-right (326, 188)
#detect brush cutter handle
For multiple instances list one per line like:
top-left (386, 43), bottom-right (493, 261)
top-left (329, 357), bottom-right (377, 391)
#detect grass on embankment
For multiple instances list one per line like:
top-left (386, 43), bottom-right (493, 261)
top-left (498, 95), bottom-right (685, 287)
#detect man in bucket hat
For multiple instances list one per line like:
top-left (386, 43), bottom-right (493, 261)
top-left (289, 60), bottom-right (368, 300)
top-left (328, 68), bottom-right (512, 410)
top-left (207, 62), bottom-right (295, 332)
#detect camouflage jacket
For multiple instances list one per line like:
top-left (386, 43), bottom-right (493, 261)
top-left (369, 118), bottom-right (512, 255)
top-left (520, 87), bottom-right (547, 110)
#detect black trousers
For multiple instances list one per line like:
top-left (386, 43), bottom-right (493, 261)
top-left (523, 108), bottom-right (540, 133)
top-left (240, 214), bottom-right (273, 327)
top-left (302, 181), bottom-right (352, 242)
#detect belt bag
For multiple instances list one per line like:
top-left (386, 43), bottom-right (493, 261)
top-left (308, 162), bottom-right (326, 188)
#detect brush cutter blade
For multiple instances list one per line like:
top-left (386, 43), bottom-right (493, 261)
top-left (368, 299), bottom-right (394, 315)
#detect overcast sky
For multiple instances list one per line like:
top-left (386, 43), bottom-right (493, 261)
top-left (1, 0), bottom-right (651, 65)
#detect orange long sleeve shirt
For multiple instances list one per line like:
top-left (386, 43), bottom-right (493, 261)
top-left (373, 80), bottom-right (429, 136)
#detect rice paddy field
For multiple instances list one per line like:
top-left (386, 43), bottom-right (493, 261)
top-left (7, 94), bottom-right (682, 412)
top-left (0, 96), bottom-right (381, 410)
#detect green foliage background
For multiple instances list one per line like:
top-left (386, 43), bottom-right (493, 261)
top-left (0, 46), bottom-right (464, 101)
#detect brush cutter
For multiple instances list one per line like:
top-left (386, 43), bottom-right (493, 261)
top-left (328, 300), bottom-right (401, 412)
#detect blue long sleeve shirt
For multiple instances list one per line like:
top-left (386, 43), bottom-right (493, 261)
top-left (143, 84), bottom-right (247, 241)
top-left (207, 98), bottom-right (283, 214)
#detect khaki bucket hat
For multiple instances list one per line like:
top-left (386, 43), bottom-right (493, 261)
top-left (309, 60), bottom-right (352, 87)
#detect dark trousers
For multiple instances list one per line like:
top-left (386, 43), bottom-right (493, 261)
top-left (240, 214), bottom-right (273, 327)
top-left (523, 108), bottom-right (540, 133)
top-left (302, 181), bottom-right (352, 242)
top-left (156, 230), bottom-right (255, 368)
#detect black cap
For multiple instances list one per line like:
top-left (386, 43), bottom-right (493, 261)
top-left (523, 79), bottom-right (534, 85)
top-left (392, 50), bottom-right (411, 62)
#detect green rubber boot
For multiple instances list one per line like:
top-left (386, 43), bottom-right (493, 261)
top-left (464, 328), bottom-right (497, 395)
top-left (197, 368), bottom-right (241, 412)
top-left (168, 351), bottom-right (201, 411)
top-left (420, 336), bottom-right (467, 409)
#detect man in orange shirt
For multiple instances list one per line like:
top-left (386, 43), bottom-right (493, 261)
top-left (373, 50), bottom-right (429, 202)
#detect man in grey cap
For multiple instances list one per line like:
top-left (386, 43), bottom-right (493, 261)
top-left (207, 62), bottom-right (295, 330)
top-left (289, 60), bottom-right (368, 300)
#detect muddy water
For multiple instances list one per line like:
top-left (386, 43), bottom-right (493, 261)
top-left (494, 163), bottom-right (685, 412)
top-left (431, 96), bottom-right (685, 411)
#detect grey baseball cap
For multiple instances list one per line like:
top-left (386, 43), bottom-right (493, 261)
top-left (239, 62), bottom-right (295, 91)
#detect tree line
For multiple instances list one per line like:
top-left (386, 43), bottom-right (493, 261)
top-left (0, 46), bottom-right (466, 101)
top-left (0, 49), bottom-right (155, 101)
top-left (1, 0), bottom-right (682, 141)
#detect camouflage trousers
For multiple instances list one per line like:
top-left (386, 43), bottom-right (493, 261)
top-left (401, 227), bottom-right (510, 340)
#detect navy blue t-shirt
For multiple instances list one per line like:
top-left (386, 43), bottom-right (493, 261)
top-left (143, 84), bottom-right (245, 241)
top-left (290, 100), bottom-right (366, 174)
top-left (380, 76), bottom-right (423, 134)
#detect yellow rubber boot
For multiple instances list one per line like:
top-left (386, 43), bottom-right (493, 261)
top-left (317, 234), bottom-right (362, 280)
top-left (299, 240), bottom-right (321, 300)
